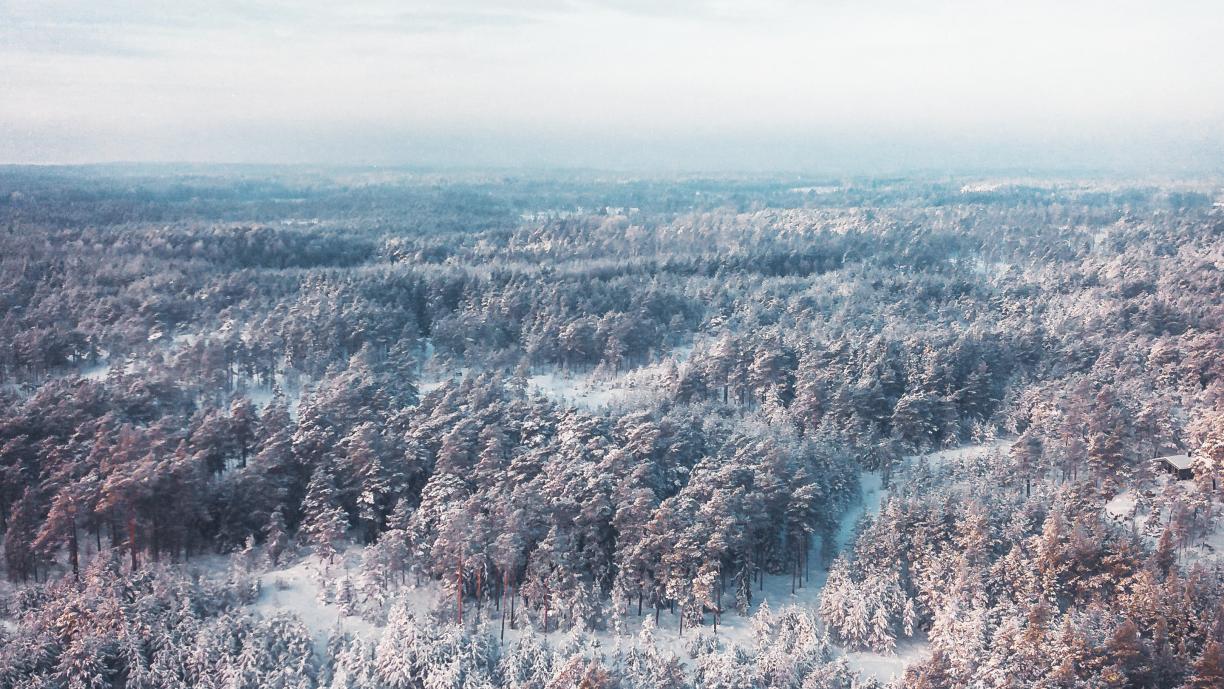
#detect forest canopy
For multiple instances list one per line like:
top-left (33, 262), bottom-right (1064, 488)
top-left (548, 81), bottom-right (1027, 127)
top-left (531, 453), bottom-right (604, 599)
top-left (0, 168), bottom-right (1222, 689)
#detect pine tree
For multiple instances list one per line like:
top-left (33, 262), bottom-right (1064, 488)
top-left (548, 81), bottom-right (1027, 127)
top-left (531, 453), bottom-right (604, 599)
top-left (265, 508), bottom-right (289, 567)
top-left (869, 604), bottom-right (897, 653)
top-left (343, 423), bottom-right (390, 543)
top-left (1153, 525), bottom-right (1176, 578)
top-left (1010, 431), bottom-right (1043, 497)
top-left (735, 564), bottom-right (752, 615)
top-left (474, 423), bottom-right (508, 485)
top-left (3, 488), bottom-right (41, 582)
top-left (376, 603), bottom-right (421, 689)
top-left (902, 597), bottom-right (918, 638)
top-left (1183, 641), bottom-right (1224, 689)
top-left (302, 465), bottom-right (348, 565)
top-left (230, 396), bottom-right (258, 469)
top-left (33, 486), bottom-right (81, 580)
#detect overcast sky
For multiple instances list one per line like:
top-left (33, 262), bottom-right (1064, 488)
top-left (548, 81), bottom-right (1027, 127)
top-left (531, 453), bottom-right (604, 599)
top-left (2, 0), bottom-right (1222, 172)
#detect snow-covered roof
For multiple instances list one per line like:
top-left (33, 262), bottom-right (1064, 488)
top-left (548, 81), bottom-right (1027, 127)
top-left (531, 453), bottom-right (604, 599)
top-left (1159, 454), bottom-right (1193, 470)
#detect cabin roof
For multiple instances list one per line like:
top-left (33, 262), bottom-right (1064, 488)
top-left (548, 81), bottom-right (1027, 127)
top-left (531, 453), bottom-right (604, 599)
top-left (1159, 454), bottom-right (1193, 471)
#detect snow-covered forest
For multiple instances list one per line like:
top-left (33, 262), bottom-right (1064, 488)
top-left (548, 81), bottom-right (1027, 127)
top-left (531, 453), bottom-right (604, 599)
top-left (1, 169), bottom-right (1222, 688)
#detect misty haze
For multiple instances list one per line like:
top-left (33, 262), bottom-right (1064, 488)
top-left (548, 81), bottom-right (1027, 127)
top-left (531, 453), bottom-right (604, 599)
top-left (1, 2), bottom-right (1223, 689)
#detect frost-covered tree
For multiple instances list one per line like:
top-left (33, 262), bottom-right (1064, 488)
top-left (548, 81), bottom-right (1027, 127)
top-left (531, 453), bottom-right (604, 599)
top-left (302, 464), bottom-right (348, 564)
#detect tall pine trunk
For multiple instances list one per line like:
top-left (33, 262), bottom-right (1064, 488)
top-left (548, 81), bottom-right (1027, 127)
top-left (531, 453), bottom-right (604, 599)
top-left (127, 507), bottom-right (138, 572)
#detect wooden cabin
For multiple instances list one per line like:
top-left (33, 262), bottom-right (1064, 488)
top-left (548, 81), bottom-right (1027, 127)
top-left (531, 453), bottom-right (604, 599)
top-left (1158, 454), bottom-right (1194, 481)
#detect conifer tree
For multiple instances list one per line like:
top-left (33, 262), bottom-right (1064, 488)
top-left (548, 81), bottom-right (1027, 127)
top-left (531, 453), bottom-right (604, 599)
top-left (302, 465), bottom-right (348, 565)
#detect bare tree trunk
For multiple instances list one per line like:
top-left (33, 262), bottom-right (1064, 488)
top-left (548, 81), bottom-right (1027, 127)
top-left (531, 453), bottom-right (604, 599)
top-left (68, 511), bottom-right (79, 581)
top-left (127, 507), bottom-right (138, 572)
top-left (501, 571), bottom-right (510, 642)
top-left (475, 567), bottom-right (483, 621)
top-left (150, 520), bottom-right (160, 564)
top-left (456, 558), bottom-right (464, 625)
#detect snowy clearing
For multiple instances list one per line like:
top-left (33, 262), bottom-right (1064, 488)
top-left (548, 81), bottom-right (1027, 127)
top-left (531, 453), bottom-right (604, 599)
top-left (1104, 477), bottom-right (1224, 566)
top-left (418, 345), bottom-right (695, 412)
top-left (908, 439), bottom-right (1012, 469)
top-left (841, 639), bottom-right (929, 685)
top-left (525, 346), bottom-right (693, 411)
top-left (250, 554), bottom-right (384, 657)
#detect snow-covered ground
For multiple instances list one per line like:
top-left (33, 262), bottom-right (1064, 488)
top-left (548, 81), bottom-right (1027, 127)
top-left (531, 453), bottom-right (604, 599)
top-left (79, 360), bottom-right (113, 381)
top-left (1105, 491), bottom-right (1140, 521)
top-left (417, 343), bottom-right (695, 412)
top-left (251, 555), bottom-right (381, 657)
top-left (227, 446), bottom-right (1018, 682)
top-left (837, 471), bottom-right (884, 553)
top-left (239, 377), bottom-right (307, 418)
top-left (825, 470), bottom-right (928, 683)
top-left (230, 463), bottom-right (916, 681)
top-left (1198, 520), bottom-right (1224, 561)
top-left (909, 439), bottom-right (1012, 469)
top-left (842, 639), bottom-right (929, 684)
top-left (1104, 477), bottom-right (1224, 565)
top-left (419, 368), bottom-right (469, 396)
top-left (917, 439), bottom-right (1224, 568)
top-left (524, 346), bottom-right (691, 412)
top-left (70, 340), bottom-right (308, 418)
top-left (77, 331), bottom-right (198, 381)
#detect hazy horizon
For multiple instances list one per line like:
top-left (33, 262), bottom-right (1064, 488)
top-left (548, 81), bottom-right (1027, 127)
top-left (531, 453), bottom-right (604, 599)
top-left (3, 1), bottom-right (1223, 173)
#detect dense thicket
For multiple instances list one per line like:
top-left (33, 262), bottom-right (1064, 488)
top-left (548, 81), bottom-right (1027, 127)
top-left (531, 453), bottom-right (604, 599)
top-left (1, 170), bottom-right (1222, 688)
top-left (0, 555), bottom-right (908, 689)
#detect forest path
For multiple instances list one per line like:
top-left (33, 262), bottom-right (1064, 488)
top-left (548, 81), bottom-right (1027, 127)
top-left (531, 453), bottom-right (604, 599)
top-left (239, 469), bottom-right (894, 671)
top-left (242, 445), bottom-right (1023, 680)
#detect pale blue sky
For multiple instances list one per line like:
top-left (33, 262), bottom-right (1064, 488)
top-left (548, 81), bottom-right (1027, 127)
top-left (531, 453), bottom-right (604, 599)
top-left (2, 1), bottom-right (1222, 171)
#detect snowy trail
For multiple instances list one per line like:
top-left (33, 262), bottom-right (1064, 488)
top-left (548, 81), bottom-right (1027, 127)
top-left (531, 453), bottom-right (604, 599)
top-left (237, 469), bottom-right (893, 671)
top-left (837, 471), bottom-right (885, 552)
top-left (814, 471), bottom-right (923, 683)
top-left (595, 468), bottom-right (905, 681)
top-left (239, 447), bottom-right (1013, 681)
